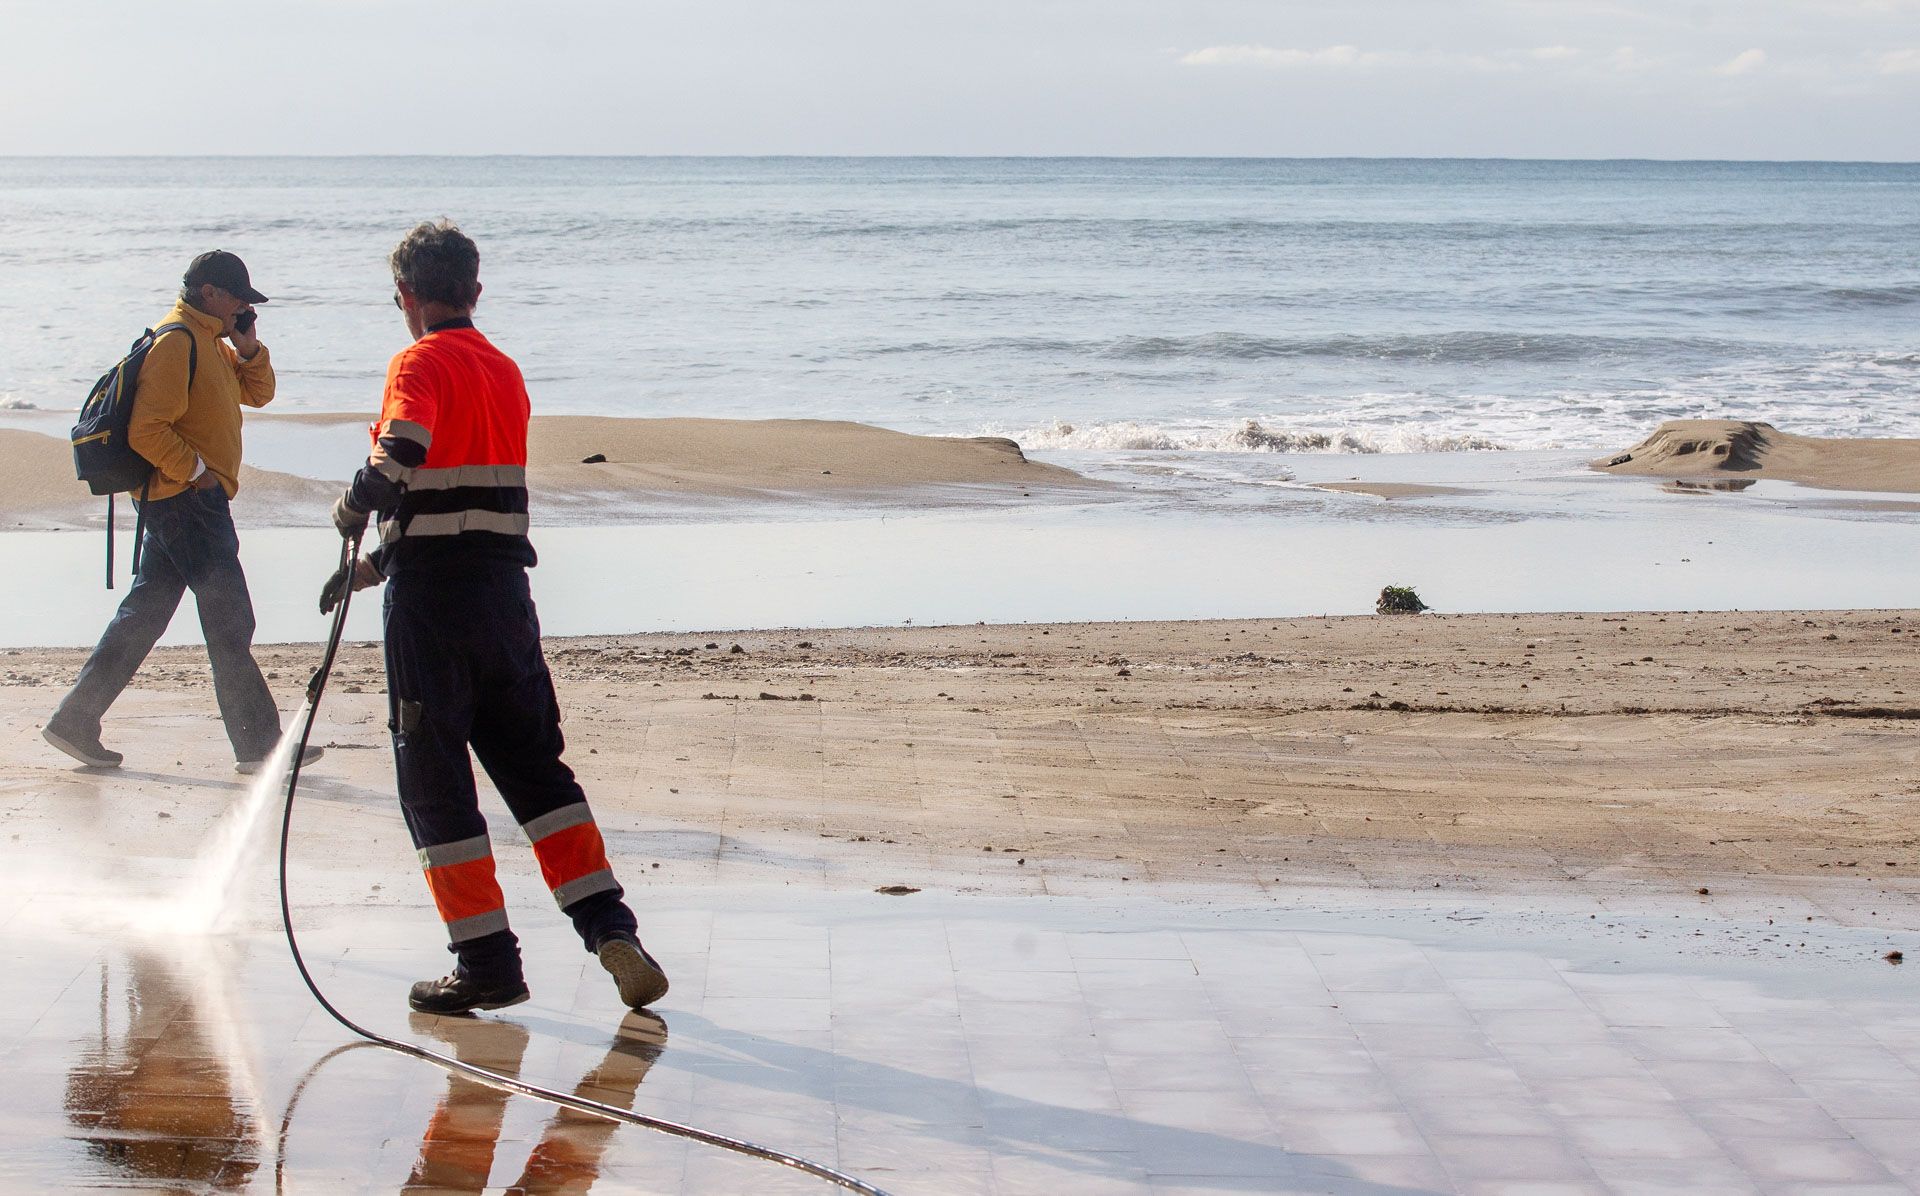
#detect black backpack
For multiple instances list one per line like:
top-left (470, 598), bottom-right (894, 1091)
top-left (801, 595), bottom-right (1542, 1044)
top-left (70, 323), bottom-right (197, 588)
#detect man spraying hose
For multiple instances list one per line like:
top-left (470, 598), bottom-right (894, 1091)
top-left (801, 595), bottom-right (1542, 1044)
top-left (322, 220), bottom-right (668, 1015)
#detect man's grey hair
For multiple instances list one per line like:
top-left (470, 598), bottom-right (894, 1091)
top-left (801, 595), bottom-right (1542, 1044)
top-left (391, 219), bottom-right (481, 309)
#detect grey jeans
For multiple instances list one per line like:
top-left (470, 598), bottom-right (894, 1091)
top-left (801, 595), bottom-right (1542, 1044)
top-left (54, 487), bottom-right (282, 760)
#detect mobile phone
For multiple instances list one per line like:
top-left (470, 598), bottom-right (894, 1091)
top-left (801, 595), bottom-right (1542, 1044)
top-left (234, 310), bottom-right (257, 334)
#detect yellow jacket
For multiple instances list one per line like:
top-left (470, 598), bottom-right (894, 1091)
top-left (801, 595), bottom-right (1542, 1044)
top-left (128, 300), bottom-right (275, 501)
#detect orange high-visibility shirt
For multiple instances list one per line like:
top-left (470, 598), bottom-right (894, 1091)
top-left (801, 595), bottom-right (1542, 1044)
top-left (350, 320), bottom-right (536, 575)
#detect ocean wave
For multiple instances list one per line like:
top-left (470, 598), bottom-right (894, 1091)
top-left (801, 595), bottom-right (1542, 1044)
top-left (791, 216), bottom-right (1916, 242)
top-left (1822, 285), bottom-right (1920, 308)
top-left (1008, 419), bottom-right (1506, 455)
top-left (1107, 331), bottom-right (1746, 364)
top-left (0, 395), bottom-right (38, 410)
top-left (878, 331), bottom-right (1756, 365)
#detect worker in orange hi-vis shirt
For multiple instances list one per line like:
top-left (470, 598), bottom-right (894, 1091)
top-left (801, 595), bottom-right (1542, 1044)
top-left (322, 220), bottom-right (667, 1016)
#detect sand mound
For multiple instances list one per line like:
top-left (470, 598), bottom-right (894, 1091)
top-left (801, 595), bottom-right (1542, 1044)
top-left (0, 429), bottom-right (85, 527)
top-left (1593, 420), bottom-right (1920, 494)
top-left (1, 417), bottom-right (1095, 529)
top-left (0, 428), bottom-right (345, 530)
top-left (524, 416), bottom-right (1086, 499)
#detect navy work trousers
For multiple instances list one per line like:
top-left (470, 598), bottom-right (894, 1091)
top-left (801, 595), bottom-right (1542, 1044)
top-left (55, 487), bottom-right (281, 761)
top-left (383, 566), bottom-right (636, 984)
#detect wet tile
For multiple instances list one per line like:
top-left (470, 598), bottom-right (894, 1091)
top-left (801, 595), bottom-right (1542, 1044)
top-left (1406, 1096), bottom-right (1560, 1138)
top-left (1278, 1110), bottom-right (1429, 1156)
top-left (995, 1152), bottom-right (1151, 1194)
top-left (1214, 1001), bottom-right (1350, 1039)
top-left (1717, 1135), bottom-right (1898, 1183)
top-left (1244, 1069), bottom-right (1405, 1114)
top-left (1687, 1098), bottom-right (1851, 1140)
top-left (1233, 1036), bottom-right (1378, 1077)
top-left (1070, 931), bottom-right (1192, 960)
top-left (1642, 1059), bottom-right (1803, 1102)
top-left (1562, 1115), bottom-right (1724, 1161)
top-left (1581, 1156), bottom-right (1758, 1194)
top-left (1428, 1133), bottom-right (1599, 1184)
top-left (958, 997), bottom-right (1097, 1041)
top-left (982, 1100), bottom-right (1139, 1152)
top-left (1754, 1042), bottom-right (1919, 1086)
top-left (976, 1061), bottom-right (1124, 1111)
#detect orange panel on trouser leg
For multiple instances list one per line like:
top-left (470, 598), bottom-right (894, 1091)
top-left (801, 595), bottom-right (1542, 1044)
top-left (530, 822), bottom-right (610, 889)
top-left (423, 855), bottom-right (509, 940)
top-left (529, 821), bottom-right (620, 908)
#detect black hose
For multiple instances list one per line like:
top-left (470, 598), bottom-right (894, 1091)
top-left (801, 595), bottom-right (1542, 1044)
top-left (274, 534), bottom-right (891, 1196)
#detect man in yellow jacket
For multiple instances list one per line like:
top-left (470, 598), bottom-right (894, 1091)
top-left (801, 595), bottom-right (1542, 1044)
top-left (44, 252), bottom-right (319, 776)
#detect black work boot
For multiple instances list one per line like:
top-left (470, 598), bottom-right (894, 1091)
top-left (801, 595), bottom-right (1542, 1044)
top-left (42, 720), bottom-right (123, 769)
top-left (407, 969), bottom-right (530, 1015)
top-left (597, 934), bottom-right (670, 1010)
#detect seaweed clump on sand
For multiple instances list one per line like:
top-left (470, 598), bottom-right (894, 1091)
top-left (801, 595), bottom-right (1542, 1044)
top-left (1376, 585), bottom-right (1429, 615)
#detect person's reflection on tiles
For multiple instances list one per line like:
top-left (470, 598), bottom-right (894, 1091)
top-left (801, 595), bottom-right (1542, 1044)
top-left (403, 1011), bottom-right (667, 1194)
top-left (64, 953), bottom-right (259, 1191)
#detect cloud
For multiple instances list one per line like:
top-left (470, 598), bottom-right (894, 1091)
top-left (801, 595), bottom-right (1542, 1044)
top-left (1877, 47), bottom-right (1920, 72)
top-left (1606, 45), bottom-right (1656, 72)
top-left (1528, 45), bottom-right (1581, 61)
top-left (1179, 44), bottom-right (1380, 68)
top-left (1715, 48), bottom-right (1768, 75)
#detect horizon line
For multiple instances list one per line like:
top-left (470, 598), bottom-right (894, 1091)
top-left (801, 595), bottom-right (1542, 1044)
top-left (2, 153), bottom-right (1918, 166)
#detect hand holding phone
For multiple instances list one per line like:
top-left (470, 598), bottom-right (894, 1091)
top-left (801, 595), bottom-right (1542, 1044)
top-left (229, 308), bottom-right (261, 358)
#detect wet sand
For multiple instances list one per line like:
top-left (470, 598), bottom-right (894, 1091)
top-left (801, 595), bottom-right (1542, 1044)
top-left (10, 609), bottom-right (1920, 901)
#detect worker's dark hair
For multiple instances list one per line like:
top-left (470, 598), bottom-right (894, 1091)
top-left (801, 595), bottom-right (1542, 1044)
top-left (390, 219), bottom-right (481, 309)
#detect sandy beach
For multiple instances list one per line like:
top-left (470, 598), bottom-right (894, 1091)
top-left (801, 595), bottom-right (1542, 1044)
top-left (9, 608), bottom-right (1918, 911)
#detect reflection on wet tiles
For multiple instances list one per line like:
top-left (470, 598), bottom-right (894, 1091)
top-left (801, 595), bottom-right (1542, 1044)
top-left (63, 952), bottom-right (261, 1191)
top-left (396, 1011), bottom-right (667, 1193)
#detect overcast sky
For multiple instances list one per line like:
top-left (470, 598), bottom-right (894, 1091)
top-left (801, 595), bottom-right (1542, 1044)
top-left (3, 0), bottom-right (1916, 158)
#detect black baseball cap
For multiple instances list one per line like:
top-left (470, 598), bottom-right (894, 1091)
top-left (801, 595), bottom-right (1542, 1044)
top-left (183, 250), bottom-right (269, 304)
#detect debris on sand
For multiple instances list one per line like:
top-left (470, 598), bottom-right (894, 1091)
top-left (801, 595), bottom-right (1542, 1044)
top-left (875, 885), bottom-right (920, 896)
top-left (1377, 585), bottom-right (1429, 615)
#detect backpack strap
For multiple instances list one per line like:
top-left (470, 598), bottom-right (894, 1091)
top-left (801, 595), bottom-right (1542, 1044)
top-left (129, 475), bottom-right (151, 581)
top-left (102, 325), bottom-right (195, 588)
top-left (152, 322), bottom-right (198, 389)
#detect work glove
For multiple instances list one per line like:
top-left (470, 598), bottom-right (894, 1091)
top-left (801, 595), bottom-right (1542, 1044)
top-left (320, 555), bottom-right (382, 615)
top-left (331, 494), bottom-right (370, 540)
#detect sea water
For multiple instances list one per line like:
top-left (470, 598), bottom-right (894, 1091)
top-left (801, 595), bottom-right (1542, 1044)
top-left (0, 157), bottom-right (1915, 467)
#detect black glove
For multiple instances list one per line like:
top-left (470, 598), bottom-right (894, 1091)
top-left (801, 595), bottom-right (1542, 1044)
top-left (319, 562), bottom-right (352, 615)
top-left (321, 555), bottom-right (382, 614)
top-left (332, 494), bottom-right (369, 540)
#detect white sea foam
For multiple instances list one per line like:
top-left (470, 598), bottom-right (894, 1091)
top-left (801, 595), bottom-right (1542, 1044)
top-left (1004, 419), bottom-right (1508, 455)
